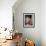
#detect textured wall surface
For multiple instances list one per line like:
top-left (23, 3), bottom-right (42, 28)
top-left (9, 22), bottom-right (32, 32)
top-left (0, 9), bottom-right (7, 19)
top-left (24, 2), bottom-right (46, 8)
top-left (13, 0), bottom-right (41, 46)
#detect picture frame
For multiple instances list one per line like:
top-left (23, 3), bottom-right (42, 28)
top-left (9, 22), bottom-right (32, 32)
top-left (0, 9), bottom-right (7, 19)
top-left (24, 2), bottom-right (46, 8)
top-left (23, 13), bottom-right (35, 28)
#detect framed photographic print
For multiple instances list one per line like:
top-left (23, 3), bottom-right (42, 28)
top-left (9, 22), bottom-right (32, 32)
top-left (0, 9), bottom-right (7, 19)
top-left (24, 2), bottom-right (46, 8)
top-left (23, 13), bottom-right (35, 28)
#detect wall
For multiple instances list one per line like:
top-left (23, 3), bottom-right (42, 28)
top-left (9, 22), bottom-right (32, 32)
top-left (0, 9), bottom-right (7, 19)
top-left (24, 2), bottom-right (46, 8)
top-left (41, 0), bottom-right (46, 46)
top-left (13, 0), bottom-right (41, 46)
top-left (0, 0), bottom-right (16, 30)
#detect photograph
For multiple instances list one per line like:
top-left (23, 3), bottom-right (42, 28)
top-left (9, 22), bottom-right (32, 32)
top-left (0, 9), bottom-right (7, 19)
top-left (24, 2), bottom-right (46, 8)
top-left (0, 0), bottom-right (45, 46)
top-left (23, 13), bottom-right (35, 28)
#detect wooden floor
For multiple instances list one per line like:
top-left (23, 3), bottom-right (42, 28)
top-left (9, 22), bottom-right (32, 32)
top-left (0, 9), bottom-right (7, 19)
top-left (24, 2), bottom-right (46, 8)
top-left (0, 39), bottom-right (16, 46)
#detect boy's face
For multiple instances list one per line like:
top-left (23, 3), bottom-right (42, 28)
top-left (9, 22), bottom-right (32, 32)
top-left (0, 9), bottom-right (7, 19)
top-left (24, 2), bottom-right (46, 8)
top-left (25, 17), bottom-right (31, 23)
top-left (25, 15), bottom-right (32, 25)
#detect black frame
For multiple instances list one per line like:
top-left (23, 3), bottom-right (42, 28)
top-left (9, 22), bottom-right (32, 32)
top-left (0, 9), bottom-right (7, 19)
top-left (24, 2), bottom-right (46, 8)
top-left (23, 13), bottom-right (35, 28)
